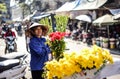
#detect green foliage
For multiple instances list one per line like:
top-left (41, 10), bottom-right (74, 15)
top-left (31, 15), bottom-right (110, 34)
top-left (0, 3), bottom-right (7, 12)
top-left (39, 15), bottom-right (69, 33)
top-left (39, 17), bottom-right (53, 33)
top-left (55, 15), bottom-right (69, 32)
top-left (19, 3), bottom-right (31, 18)
top-left (47, 38), bottom-right (66, 60)
top-left (51, 39), bottom-right (65, 59)
top-left (102, 38), bottom-right (109, 43)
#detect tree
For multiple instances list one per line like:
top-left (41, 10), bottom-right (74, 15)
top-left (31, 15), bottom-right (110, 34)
top-left (0, 3), bottom-right (7, 12)
top-left (19, 3), bottom-right (32, 18)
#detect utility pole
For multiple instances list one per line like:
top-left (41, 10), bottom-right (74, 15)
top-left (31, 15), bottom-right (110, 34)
top-left (51, 13), bottom-right (56, 32)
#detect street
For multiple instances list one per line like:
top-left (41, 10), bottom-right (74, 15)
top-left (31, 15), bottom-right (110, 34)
top-left (0, 0), bottom-right (120, 79)
top-left (0, 34), bottom-right (120, 79)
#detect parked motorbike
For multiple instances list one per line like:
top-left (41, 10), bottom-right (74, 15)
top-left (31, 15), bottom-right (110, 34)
top-left (5, 36), bottom-right (17, 53)
top-left (0, 52), bottom-right (28, 79)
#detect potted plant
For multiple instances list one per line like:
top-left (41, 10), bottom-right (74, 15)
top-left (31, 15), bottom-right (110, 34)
top-left (102, 38), bottom-right (109, 48)
top-left (109, 38), bottom-right (116, 49)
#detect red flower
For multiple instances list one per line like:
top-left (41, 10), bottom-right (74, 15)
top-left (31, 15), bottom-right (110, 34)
top-left (49, 32), bottom-right (66, 41)
top-left (47, 31), bottom-right (66, 60)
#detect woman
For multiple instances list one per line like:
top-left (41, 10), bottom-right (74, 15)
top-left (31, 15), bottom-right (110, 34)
top-left (27, 22), bottom-right (52, 79)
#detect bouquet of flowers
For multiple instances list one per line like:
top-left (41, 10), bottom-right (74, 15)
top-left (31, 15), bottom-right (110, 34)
top-left (47, 31), bottom-right (66, 60)
top-left (44, 45), bottom-right (113, 79)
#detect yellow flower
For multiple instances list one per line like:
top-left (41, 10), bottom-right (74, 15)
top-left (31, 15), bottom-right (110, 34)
top-left (44, 45), bottom-right (114, 79)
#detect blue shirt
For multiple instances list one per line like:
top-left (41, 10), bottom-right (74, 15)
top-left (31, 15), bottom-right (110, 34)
top-left (29, 36), bottom-right (51, 70)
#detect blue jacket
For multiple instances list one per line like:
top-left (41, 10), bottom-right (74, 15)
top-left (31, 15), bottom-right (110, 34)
top-left (29, 36), bottom-right (51, 70)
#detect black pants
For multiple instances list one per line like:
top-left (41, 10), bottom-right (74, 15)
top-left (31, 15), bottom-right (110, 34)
top-left (31, 70), bottom-right (44, 79)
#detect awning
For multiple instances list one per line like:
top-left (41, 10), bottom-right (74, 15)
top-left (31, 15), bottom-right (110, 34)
top-left (55, 2), bottom-right (76, 12)
top-left (109, 9), bottom-right (120, 15)
top-left (55, 0), bottom-right (107, 12)
top-left (75, 15), bottom-right (92, 22)
top-left (12, 17), bottom-right (22, 21)
top-left (32, 14), bottom-right (51, 20)
top-left (113, 13), bottom-right (120, 20)
top-left (93, 14), bottom-right (119, 26)
top-left (23, 10), bottom-right (40, 21)
top-left (73, 0), bottom-right (107, 10)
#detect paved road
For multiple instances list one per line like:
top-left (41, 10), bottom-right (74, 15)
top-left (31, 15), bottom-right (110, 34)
top-left (0, 36), bottom-right (120, 79)
top-left (0, 38), bottom-right (5, 56)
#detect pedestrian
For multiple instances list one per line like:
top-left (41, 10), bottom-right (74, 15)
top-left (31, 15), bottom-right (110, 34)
top-left (67, 18), bottom-right (73, 33)
top-left (17, 23), bottom-right (22, 32)
top-left (27, 22), bottom-right (52, 79)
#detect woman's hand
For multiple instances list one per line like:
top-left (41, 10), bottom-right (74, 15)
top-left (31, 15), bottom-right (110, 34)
top-left (48, 53), bottom-right (53, 61)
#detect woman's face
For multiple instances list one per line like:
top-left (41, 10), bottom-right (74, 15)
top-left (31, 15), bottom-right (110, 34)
top-left (34, 26), bottom-right (42, 38)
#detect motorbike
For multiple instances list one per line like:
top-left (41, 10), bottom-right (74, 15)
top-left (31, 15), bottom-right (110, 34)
top-left (5, 36), bottom-right (17, 53)
top-left (0, 52), bottom-right (29, 79)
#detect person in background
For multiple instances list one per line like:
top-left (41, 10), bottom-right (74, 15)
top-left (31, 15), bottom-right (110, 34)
top-left (2, 23), bottom-right (8, 32)
top-left (1, 23), bottom-right (8, 38)
top-left (66, 18), bottom-right (73, 37)
top-left (4, 27), bottom-right (17, 53)
top-left (27, 22), bottom-right (52, 79)
top-left (4, 28), bottom-right (15, 37)
top-left (17, 23), bottom-right (22, 32)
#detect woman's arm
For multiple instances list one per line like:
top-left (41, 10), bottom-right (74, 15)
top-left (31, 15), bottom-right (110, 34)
top-left (29, 40), bottom-right (47, 56)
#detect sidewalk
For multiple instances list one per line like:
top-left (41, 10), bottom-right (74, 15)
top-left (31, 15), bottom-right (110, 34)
top-left (64, 38), bottom-right (89, 53)
top-left (65, 38), bottom-right (120, 55)
top-left (109, 49), bottom-right (120, 55)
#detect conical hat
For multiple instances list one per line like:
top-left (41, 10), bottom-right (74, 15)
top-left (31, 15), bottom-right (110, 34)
top-left (29, 22), bottom-right (49, 36)
top-left (29, 22), bottom-right (47, 29)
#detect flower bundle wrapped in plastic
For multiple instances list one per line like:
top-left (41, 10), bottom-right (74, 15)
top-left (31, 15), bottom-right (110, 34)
top-left (47, 31), bottom-right (66, 60)
top-left (44, 45), bottom-right (113, 79)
